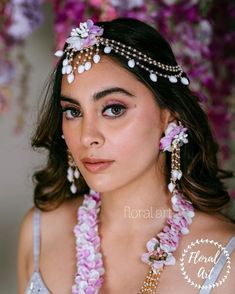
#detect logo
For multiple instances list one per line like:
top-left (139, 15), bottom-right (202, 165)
top-left (180, 239), bottom-right (231, 290)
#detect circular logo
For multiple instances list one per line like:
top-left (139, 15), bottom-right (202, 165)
top-left (180, 239), bottom-right (231, 290)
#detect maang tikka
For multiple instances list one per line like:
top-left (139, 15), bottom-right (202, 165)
top-left (54, 19), bottom-right (190, 86)
top-left (159, 121), bottom-right (188, 193)
top-left (67, 150), bottom-right (80, 194)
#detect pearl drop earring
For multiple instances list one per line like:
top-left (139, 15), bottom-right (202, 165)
top-left (159, 121), bottom-right (188, 193)
top-left (67, 151), bottom-right (80, 194)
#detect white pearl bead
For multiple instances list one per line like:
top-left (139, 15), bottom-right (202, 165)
top-left (62, 59), bottom-right (68, 66)
top-left (181, 77), bottom-right (189, 85)
top-left (168, 182), bottom-right (175, 193)
top-left (84, 61), bottom-right (91, 71)
top-left (54, 50), bottom-right (64, 57)
top-left (128, 59), bottom-right (135, 68)
top-left (169, 76), bottom-right (178, 83)
top-left (67, 173), bottom-right (73, 182)
top-left (74, 169), bottom-right (80, 179)
top-left (78, 65), bottom-right (85, 74)
top-left (70, 183), bottom-right (77, 194)
top-left (104, 46), bottom-right (112, 53)
top-left (150, 73), bottom-right (157, 82)
top-left (172, 170), bottom-right (179, 181)
top-left (93, 54), bottom-right (101, 63)
top-left (66, 65), bottom-right (72, 74)
top-left (67, 73), bottom-right (74, 84)
top-left (67, 166), bottom-right (73, 176)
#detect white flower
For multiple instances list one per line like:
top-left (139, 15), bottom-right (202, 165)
top-left (89, 269), bottom-right (100, 281)
top-left (165, 122), bottom-right (178, 136)
top-left (66, 36), bottom-right (84, 51)
top-left (75, 23), bottom-right (89, 38)
top-left (146, 238), bottom-right (159, 252)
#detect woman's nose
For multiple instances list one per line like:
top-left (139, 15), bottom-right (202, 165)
top-left (80, 116), bottom-right (104, 148)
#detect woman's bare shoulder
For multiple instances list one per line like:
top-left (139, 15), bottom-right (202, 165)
top-left (19, 195), bottom-right (84, 233)
top-left (18, 195), bottom-right (84, 268)
top-left (178, 211), bottom-right (235, 294)
top-left (40, 195), bottom-right (84, 221)
top-left (194, 210), bottom-right (235, 236)
top-left (177, 210), bottom-right (235, 257)
top-left (39, 196), bottom-right (84, 237)
top-left (184, 209), bottom-right (235, 247)
top-left (17, 196), bottom-right (84, 292)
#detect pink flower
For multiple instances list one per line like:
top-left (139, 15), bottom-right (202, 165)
top-left (141, 191), bottom-right (194, 274)
top-left (75, 189), bottom-right (194, 293)
top-left (146, 238), bottom-right (159, 251)
top-left (171, 193), bottom-right (195, 217)
top-left (159, 122), bottom-right (188, 152)
top-left (141, 243), bottom-right (176, 270)
top-left (157, 231), bottom-right (179, 252)
top-left (73, 192), bottom-right (104, 293)
top-left (66, 19), bottom-right (103, 51)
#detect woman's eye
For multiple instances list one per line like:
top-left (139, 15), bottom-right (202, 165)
top-left (62, 108), bottom-right (81, 119)
top-left (103, 104), bottom-right (126, 118)
top-left (61, 103), bottom-right (126, 120)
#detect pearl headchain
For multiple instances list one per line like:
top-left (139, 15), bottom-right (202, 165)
top-left (55, 19), bottom-right (190, 86)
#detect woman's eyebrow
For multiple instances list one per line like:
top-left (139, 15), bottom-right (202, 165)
top-left (60, 87), bottom-right (135, 105)
top-left (94, 87), bottom-right (135, 100)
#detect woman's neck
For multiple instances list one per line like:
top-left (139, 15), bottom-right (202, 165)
top-left (99, 160), bottom-right (173, 236)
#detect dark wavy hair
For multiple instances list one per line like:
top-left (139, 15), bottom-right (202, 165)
top-left (32, 18), bottom-right (233, 212)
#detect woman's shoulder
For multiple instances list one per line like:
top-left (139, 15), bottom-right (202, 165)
top-left (176, 210), bottom-right (235, 294)
top-left (193, 209), bottom-right (235, 237)
top-left (18, 195), bottom-right (84, 269)
top-left (38, 195), bottom-right (84, 222)
top-left (184, 209), bottom-right (235, 248)
top-left (20, 195), bottom-right (83, 232)
top-left (177, 209), bottom-right (235, 266)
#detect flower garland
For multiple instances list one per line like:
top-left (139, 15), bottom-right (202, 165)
top-left (72, 191), bottom-right (104, 294)
top-left (72, 189), bottom-right (195, 293)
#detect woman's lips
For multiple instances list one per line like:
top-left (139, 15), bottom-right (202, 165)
top-left (83, 161), bottom-right (114, 172)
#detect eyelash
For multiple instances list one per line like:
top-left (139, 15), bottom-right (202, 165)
top-left (61, 103), bottom-right (127, 120)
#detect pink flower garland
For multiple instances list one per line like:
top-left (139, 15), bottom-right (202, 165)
top-left (141, 190), bottom-right (195, 272)
top-left (72, 192), bottom-right (104, 294)
top-left (72, 189), bottom-right (195, 293)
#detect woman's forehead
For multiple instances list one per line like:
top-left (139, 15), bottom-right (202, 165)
top-left (61, 55), bottom-right (149, 99)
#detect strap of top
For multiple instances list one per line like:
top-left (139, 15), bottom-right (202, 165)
top-left (199, 235), bottom-right (235, 293)
top-left (33, 208), bottom-right (41, 272)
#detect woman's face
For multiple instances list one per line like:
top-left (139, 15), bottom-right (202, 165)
top-left (60, 56), bottom-right (171, 192)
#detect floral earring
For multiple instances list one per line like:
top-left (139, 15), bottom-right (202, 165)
top-left (159, 121), bottom-right (188, 193)
top-left (67, 150), bottom-right (80, 194)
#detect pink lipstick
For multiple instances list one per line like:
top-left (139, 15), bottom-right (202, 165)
top-left (81, 157), bottom-right (114, 173)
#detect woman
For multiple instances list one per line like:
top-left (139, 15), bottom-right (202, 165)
top-left (18, 18), bottom-right (235, 294)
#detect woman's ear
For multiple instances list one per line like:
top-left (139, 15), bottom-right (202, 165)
top-left (160, 109), bottom-right (176, 130)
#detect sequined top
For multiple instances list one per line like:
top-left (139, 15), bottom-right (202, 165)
top-left (25, 208), bottom-right (235, 294)
top-left (25, 208), bottom-right (51, 294)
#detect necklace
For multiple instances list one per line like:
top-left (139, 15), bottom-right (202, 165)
top-left (72, 189), bottom-right (195, 294)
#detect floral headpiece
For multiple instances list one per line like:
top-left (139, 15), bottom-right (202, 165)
top-left (55, 19), bottom-right (190, 86)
